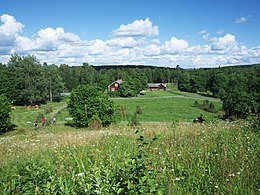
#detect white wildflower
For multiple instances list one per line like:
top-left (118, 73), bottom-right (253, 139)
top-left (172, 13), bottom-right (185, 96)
top-left (75, 173), bottom-right (84, 177)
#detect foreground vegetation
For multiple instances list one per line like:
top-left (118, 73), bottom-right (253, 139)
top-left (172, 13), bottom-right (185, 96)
top-left (0, 121), bottom-right (259, 194)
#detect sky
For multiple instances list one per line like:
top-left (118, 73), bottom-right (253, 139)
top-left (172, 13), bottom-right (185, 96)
top-left (0, 0), bottom-right (260, 68)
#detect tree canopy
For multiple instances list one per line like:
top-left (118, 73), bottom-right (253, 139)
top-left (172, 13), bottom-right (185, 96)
top-left (0, 54), bottom-right (259, 120)
top-left (68, 85), bottom-right (115, 127)
top-left (0, 95), bottom-right (13, 134)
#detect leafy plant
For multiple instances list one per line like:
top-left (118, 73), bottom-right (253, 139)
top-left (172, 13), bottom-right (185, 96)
top-left (0, 95), bottom-right (13, 134)
top-left (68, 84), bottom-right (115, 127)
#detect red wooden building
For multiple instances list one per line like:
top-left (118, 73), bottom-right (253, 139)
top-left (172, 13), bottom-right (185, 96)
top-left (107, 80), bottom-right (123, 92)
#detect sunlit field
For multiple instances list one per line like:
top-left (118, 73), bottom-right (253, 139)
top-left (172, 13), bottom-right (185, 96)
top-left (0, 121), bottom-right (259, 194)
top-left (1, 91), bottom-right (259, 194)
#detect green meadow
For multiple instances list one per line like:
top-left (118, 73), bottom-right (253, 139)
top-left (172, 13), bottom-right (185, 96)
top-left (114, 90), bottom-right (222, 123)
top-left (1, 90), bottom-right (259, 194)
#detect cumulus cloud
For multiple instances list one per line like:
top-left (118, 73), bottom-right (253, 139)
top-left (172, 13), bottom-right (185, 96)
top-left (16, 27), bottom-right (80, 52)
top-left (106, 37), bottom-right (137, 48)
top-left (0, 14), bottom-right (24, 47)
top-left (161, 37), bottom-right (189, 54)
top-left (0, 14), bottom-right (259, 67)
top-left (209, 33), bottom-right (238, 52)
top-left (112, 18), bottom-right (159, 37)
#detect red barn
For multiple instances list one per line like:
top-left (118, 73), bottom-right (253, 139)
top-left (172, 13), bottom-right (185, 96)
top-left (108, 80), bottom-right (123, 92)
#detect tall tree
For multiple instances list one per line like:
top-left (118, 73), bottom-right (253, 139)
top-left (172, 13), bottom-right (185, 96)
top-left (43, 63), bottom-right (64, 102)
top-left (7, 54), bottom-right (48, 105)
top-left (68, 84), bottom-right (115, 127)
top-left (0, 95), bottom-right (13, 134)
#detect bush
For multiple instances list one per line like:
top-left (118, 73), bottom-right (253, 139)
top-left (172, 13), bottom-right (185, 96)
top-left (0, 95), bottom-right (13, 134)
top-left (194, 100), bottom-right (216, 113)
top-left (68, 85), bottom-right (115, 127)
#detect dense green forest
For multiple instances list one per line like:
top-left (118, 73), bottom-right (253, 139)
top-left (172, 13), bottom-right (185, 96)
top-left (0, 54), bottom-right (259, 121)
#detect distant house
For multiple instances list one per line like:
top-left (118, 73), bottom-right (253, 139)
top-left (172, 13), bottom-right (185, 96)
top-left (147, 83), bottom-right (167, 91)
top-left (108, 79), bottom-right (123, 92)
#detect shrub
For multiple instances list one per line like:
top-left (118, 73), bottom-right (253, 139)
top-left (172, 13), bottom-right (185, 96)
top-left (194, 100), bottom-right (216, 113)
top-left (0, 95), bottom-right (13, 134)
top-left (68, 85), bottom-right (115, 127)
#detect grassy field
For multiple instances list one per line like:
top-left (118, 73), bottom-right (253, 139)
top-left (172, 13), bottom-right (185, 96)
top-left (1, 90), bottom-right (259, 194)
top-left (0, 122), bottom-right (259, 194)
top-left (11, 101), bottom-right (67, 128)
top-left (114, 91), bottom-right (222, 123)
top-left (32, 91), bottom-right (222, 125)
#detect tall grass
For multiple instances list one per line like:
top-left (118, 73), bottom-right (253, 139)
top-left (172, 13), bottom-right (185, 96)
top-left (0, 121), bottom-right (259, 194)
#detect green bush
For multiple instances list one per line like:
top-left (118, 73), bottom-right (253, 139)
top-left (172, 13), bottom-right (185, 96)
top-left (68, 85), bottom-right (115, 127)
top-left (0, 95), bottom-right (13, 134)
top-left (194, 100), bottom-right (216, 113)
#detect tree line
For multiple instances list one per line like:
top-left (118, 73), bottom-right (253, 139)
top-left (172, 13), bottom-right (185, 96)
top-left (0, 54), bottom-right (259, 122)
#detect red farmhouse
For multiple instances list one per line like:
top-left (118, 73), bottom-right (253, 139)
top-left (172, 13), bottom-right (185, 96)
top-left (108, 80), bottom-right (123, 92)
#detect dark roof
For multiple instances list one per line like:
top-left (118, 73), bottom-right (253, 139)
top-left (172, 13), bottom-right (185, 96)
top-left (147, 83), bottom-right (167, 88)
top-left (108, 79), bottom-right (123, 87)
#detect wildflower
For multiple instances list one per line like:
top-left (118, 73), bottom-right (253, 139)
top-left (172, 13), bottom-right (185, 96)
top-left (236, 172), bottom-right (240, 175)
top-left (75, 172), bottom-right (84, 177)
top-left (228, 173), bottom-right (235, 177)
top-left (177, 153), bottom-right (181, 157)
top-left (215, 185), bottom-right (218, 189)
top-left (175, 177), bottom-right (180, 181)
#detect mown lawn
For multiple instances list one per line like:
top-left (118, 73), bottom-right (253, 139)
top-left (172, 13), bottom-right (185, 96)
top-left (11, 101), bottom-right (67, 128)
top-left (114, 92), bottom-right (222, 123)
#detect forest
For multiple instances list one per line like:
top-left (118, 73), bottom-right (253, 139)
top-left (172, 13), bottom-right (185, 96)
top-left (0, 54), bottom-right (259, 121)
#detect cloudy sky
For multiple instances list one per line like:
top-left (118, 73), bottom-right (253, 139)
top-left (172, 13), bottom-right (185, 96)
top-left (0, 0), bottom-right (260, 68)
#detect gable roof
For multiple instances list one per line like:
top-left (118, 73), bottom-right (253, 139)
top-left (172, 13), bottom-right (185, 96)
top-left (108, 79), bottom-right (123, 87)
top-left (147, 83), bottom-right (167, 88)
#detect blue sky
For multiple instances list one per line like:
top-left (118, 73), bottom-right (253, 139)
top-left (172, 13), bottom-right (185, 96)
top-left (0, 0), bottom-right (259, 68)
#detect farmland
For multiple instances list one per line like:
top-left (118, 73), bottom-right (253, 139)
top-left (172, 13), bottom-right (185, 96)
top-left (1, 91), bottom-right (259, 194)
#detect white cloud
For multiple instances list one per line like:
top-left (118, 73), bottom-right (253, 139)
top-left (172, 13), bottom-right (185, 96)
top-left (198, 30), bottom-right (207, 35)
top-left (209, 33), bottom-right (238, 52)
top-left (235, 17), bottom-right (246, 24)
top-left (0, 14), bottom-right (259, 67)
top-left (15, 27), bottom-right (80, 52)
top-left (216, 30), bottom-right (224, 35)
top-left (0, 14), bottom-right (24, 46)
top-left (235, 16), bottom-right (250, 24)
top-left (112, 18), bottom-right (159, 37)
top-left (161, 37), bottom-right (189, 54)
top-left (106, 37), bottom-right (137, 48)
top-left (87, 39), bottom-right (109, 55)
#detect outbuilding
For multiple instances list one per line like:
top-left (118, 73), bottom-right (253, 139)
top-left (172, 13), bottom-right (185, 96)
top-left (107, 79), bottom-right (123, 92)
top-left (147, 83), bottom-right (167, 91)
